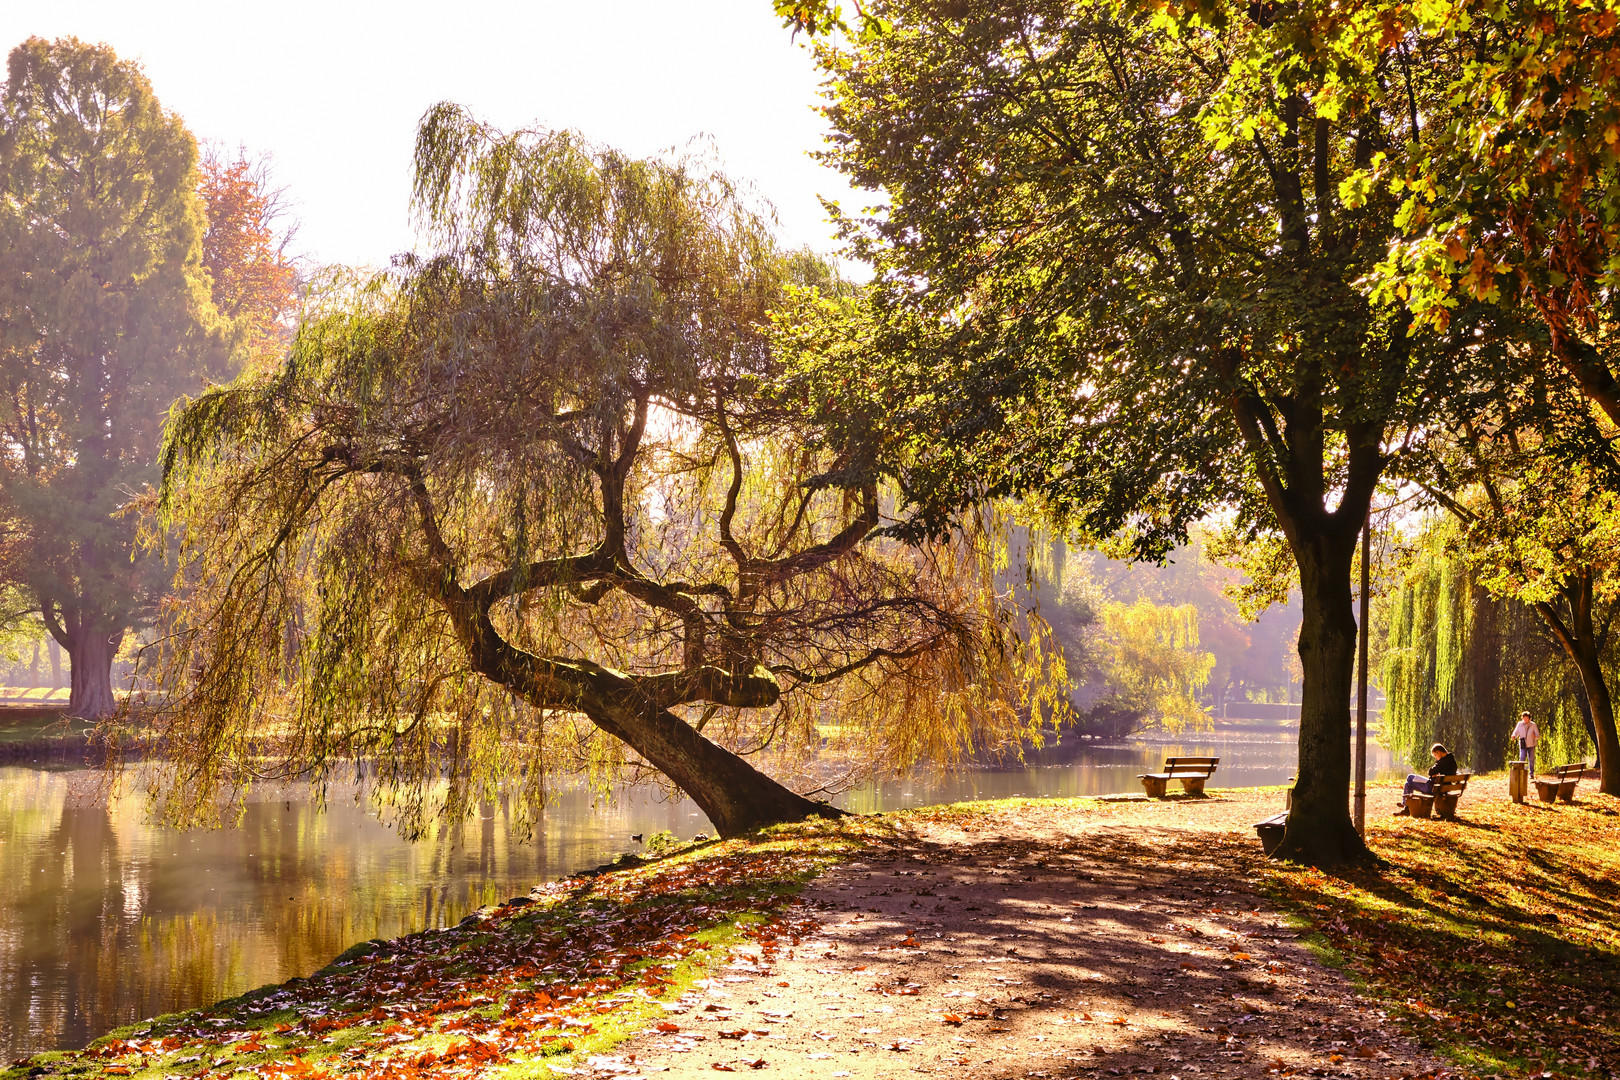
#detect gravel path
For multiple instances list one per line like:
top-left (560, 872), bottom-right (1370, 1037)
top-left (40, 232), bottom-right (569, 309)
top-left (596, 793), bottom-right (1446, 1080)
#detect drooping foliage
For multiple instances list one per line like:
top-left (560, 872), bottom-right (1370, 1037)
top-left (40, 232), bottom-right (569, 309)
top-left (1383, 522), bottom-right (1600, 771)
top-left (134, 105), bottom-right (1060, 838)
top-left (1091, 599), bottom-right (1214, 735)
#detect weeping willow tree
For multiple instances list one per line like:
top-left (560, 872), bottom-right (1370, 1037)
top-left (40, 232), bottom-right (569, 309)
top-left (1088, 600), bottom-right (1214, 736)
top-left (1383, 524), bottom-right (1600, 773)
top-left (124, 105), bottom-right (1059, 838)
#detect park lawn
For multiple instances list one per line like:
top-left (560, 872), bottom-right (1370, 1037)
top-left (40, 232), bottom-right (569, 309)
top-left (0, 707), bottom-right (82, 744)
top-left (0, 687), bottom-right (69, 702)
top-left (1236, 777), bottom-right (1620, 1078)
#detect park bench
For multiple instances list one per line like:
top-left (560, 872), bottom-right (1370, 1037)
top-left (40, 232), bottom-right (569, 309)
top-left (1534, 763), bottom-right (1587, 805)
top-left (1404, 773), bottom-right (1471, 820)
top-left (1253, 810), bottom-right (1289, 856)
top-left (1138, 756), bottom-right (1219, 797)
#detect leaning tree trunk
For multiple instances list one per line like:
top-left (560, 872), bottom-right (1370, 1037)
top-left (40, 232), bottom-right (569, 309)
top-left (66, 631), bottom-right (120, 721)
top-left (1564, 623), bottom-right (1620, 797)
top-left (583, 695), bottom-right (842, 838)
top-left (1574, 685), bottom-right (1601, 759)
top-left (1272, 529), bottom-right (1371, 865)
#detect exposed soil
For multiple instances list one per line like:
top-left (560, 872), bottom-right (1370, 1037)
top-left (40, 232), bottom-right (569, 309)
top-left (598, 791), bottom-right (1445, 1080)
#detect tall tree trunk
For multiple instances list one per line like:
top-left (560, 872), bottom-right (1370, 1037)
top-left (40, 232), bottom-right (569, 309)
top-left (1273, 529), bottom-right (1369, 864)
top-left (1574, 682), bottom-right (1600, 753)
top-left (1534, 575), bottom-right (1620, 795)
top-left (49, 638), bottom-right (63, 688)
top-left (584, 695), bottom-right (842, 838)
top-left (66, 631), bottom-right (120, 720)
top-left (1568, 646), bottom-right (1620, 793)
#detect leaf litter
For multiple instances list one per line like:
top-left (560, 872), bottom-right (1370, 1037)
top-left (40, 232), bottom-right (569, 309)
top-left (10, 785), bottom-right (1617, 1080)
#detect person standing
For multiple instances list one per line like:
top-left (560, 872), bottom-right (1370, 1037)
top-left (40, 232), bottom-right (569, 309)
top-left (1511, 711), bottom-right (1541, 779)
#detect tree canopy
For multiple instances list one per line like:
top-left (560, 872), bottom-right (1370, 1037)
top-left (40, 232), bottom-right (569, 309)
top-left (1347, 0), bottom-right (1620, 428)
top-left (198, 146), bottom-right (301, 368)
top-left (0, 36), bottom-right (227, 718)
top-left (781, 0), bottom-right (1508, 862)
top-left (138, 105), bottom-right (1058, 838)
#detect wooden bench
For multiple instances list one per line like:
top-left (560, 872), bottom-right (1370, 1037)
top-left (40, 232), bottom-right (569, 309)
top-left (1404, 773), bottom-right (1471, 820)
top-left (1253, 811), bottom-right (1289, 856)
top-left (1534, 763), bottom-right (1586, 805)
top-left (1138, 756), bottom-right (1219, 797)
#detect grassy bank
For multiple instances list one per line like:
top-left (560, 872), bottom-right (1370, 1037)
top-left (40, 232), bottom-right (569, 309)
top-left (0, 707), bottom-right (94, 764)
top-left (2, 817), bottom-right (884, 1080)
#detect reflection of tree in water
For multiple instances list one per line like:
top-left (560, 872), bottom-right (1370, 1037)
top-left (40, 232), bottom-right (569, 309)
top-left (0, 771), bottom-right (719, 1059)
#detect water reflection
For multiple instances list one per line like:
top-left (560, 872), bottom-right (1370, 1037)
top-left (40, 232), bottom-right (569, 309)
top-left (842, 736), bottom-right (1403, 812)
top-left (0, 735), bottom-right (1399, 1058)
top-left (0, 771), bottom-right (700, 1059)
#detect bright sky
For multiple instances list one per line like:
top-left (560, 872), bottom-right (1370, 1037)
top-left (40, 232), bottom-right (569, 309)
top-left (1, 1), bottom-right (862, 269)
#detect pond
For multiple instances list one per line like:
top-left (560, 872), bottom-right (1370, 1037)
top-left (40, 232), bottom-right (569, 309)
top-left (0, 735), bottom-right (1403, 1058)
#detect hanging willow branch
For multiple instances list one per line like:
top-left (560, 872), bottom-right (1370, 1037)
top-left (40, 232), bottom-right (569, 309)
top-left (119, 105), bottom-right (1064, 838)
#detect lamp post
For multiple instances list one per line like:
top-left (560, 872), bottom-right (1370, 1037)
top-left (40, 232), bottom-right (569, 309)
top-left (1354, 508), bottom-right (1371, 836)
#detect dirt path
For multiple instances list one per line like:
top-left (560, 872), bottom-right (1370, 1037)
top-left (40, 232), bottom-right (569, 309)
top-left (593, 793), bottom-right (1445, 1080)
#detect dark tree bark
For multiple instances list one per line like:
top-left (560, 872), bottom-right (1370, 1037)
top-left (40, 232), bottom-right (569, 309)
top-left (390, 438), bottom-right (852, 839)
top-left (1573, 681), bottom-right (1600, 752)
top-left (44, 606), bottom-right (122, 720)
top-left (585, 701), bottom-right (840, 837)
top-left (1228, 371), bottom-right (1380, 865)
top-left (1279, 526), bottom-right (1370, 863)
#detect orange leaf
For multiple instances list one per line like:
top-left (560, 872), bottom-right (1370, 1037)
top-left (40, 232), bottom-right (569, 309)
top-left (941, 1014), bottom-right (964, 1025)
top-left (657, 1022), bottom-right (681, 1033)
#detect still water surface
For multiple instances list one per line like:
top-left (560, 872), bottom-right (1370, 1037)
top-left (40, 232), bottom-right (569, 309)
top-left (0, 737), bottom-right (1401, 1057)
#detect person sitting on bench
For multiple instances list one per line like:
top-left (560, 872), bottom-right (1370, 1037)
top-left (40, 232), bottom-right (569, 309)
top-left (1394, 743), bottom-right (1458, 816)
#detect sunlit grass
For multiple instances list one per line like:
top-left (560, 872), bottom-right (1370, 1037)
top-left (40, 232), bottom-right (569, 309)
top-left (1229, 776), bottom-right (1620, 1078)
